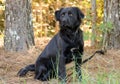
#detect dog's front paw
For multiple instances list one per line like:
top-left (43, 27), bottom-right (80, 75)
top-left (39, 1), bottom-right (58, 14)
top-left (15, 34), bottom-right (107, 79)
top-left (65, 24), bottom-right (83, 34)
top-left (17, 68), bottom-right (27, 77)
top-left (58, 74), bottom-right (67, 82)
top-left (40, 77), bottom-right (48, 81)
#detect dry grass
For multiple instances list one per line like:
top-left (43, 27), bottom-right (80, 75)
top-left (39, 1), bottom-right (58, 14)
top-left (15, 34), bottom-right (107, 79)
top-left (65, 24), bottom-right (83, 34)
top-left (0, 37), bottom-right (120, 84)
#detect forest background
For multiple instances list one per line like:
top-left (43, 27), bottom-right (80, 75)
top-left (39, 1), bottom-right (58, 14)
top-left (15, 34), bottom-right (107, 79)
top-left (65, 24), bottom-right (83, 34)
top-left (0, 0), bottom-right (104, 47)
top-left (0, 0), bottom-right (120, 84)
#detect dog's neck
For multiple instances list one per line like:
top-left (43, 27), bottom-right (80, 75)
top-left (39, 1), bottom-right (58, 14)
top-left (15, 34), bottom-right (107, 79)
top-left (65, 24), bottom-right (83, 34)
top-left (59, 27), bottom-right (80, 44)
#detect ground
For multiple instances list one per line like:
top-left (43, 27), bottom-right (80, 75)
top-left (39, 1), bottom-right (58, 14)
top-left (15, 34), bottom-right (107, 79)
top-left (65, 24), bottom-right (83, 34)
top-left (0, 38), bottom-right (120, 84)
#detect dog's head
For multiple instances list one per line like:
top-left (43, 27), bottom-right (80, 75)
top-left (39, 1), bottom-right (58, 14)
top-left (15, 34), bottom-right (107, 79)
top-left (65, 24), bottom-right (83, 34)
top-left (55, 7), bottom-right (84, 30)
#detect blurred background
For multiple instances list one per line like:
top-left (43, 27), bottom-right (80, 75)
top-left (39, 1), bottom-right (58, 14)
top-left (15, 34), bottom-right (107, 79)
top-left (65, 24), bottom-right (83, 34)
top-left (0, 0), bottom-right (105, 48)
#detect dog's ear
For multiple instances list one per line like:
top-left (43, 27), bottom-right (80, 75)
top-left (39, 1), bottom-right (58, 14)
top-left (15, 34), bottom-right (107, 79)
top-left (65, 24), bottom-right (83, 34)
top-left (55, 8), bottom-right (63, 21)
top-left (55, 10), bottom-right (60, 21)
top-left (74, 7), bottom-right (84, 20)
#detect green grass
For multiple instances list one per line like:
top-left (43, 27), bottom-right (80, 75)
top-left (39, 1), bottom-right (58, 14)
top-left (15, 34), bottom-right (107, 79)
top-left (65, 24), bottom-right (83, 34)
top-left (17, 67), bottom-right (120, 84)
top-left (18, 52), bottom-right (120, 84)
top-left (49, 53), bottom-right (120, 84)
top-left (79, 69), bottom-right (120, 84)
top-left (56, 64), bottom-right (120, 84)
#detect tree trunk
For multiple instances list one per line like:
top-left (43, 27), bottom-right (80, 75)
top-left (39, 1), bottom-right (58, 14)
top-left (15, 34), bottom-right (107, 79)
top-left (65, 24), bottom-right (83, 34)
top-left (4, 0), bottom-right (35, 52)
top-left (91, 0), bottom-right (97, 46)
top-left (104, 0), bottom-right (120, 49)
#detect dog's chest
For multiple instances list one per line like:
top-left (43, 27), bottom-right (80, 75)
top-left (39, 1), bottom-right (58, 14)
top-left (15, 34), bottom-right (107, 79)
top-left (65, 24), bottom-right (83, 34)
top-left (64, 45), bottom-right (79, 64)
top-left (60, 29), bottom-right (81, 44)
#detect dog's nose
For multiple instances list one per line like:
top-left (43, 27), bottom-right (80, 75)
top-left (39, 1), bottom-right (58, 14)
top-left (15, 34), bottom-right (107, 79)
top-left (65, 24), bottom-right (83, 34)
top-left (62, 19), bottom-right (69, 27)
top-left (62, 19), bottom-right (67, 23)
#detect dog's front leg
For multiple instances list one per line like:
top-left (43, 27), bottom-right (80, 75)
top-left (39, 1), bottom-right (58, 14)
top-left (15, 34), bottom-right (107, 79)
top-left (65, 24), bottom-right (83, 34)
top-left (58, 54), bottom-right (66, 82)
top-left (74, 55), bottom-right (82, 81)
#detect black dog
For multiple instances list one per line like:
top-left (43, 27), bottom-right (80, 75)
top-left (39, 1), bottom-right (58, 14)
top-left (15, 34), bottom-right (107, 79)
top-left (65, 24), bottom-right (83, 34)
top-left (17, 7), bottom-right (104, 81)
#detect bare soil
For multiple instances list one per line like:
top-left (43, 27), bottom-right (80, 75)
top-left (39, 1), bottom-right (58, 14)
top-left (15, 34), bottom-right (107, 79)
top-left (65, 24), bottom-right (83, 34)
top-left (0, 37), bottom-right (120, 84)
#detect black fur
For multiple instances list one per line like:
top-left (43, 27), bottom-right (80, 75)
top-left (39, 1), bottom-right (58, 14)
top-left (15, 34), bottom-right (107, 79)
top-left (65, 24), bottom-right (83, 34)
top-left (18, 7), bottom-right (85, 81)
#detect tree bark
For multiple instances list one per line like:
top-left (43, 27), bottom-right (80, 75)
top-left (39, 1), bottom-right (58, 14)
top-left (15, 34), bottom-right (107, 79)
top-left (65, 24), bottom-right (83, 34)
top-left (4, 0), bottom-right (35, 52)
top-left (91, 0), bottom-right (97, 46)
top-left (104, 0), bottom-right (120, 49)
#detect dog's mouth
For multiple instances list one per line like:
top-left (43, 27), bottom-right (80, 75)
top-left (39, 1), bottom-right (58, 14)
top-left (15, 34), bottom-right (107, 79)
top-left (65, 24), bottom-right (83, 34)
top-left (61, 24), bottom-right (72, 29)
top-left (62, 24), bottom-right (69, 27)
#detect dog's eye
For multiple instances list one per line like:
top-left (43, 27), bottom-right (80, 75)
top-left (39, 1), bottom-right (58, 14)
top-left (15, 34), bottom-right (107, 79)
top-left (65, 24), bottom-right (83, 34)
top-left (61, 13), bottom-right (65, 16)
top-left (68, 13), bottom-right (73, 16)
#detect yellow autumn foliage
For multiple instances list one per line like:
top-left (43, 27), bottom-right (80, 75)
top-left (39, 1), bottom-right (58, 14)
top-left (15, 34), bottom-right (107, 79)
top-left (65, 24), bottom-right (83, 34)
top-left (0, 0), bottom-right (104, 39)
